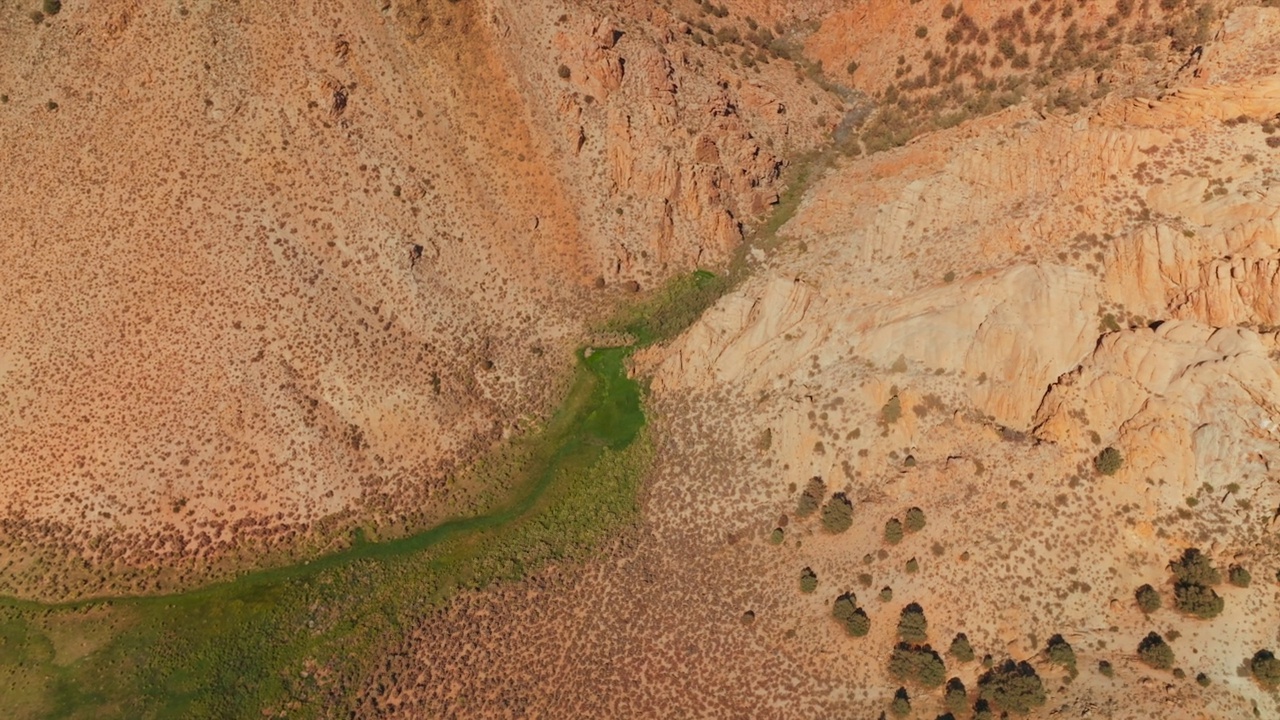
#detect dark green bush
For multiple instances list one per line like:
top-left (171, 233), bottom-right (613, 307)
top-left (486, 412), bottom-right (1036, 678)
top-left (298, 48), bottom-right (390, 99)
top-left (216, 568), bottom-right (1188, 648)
top-left (1138, 632), bottom-right (1174, 670)
top-left (1174, 582), bottom-right (1223, 619)
top-left (885, 518), bottom-right (904, 545)
top-left (898, 603), bottom-right (928, 643)
top-left (1196, 672), bottom-right (1210, 686)
top-left (821, 493), bottom-right (854, 534)
top-left (889, 643), bottom-right (947, 687)
top-left (796, 477), bottom-right (826, 517)
top-left (1045, 634), bottom-right (1076, 672)
top-left (944, 677), bottom-right (968, 713)
top-left (44, 0), bottom-right (61, 15)
top-left (889, 687), bottom-right (911, 716)
top-left (799, 567), bottom-right (818, 594)
top-left (1098, 660), bottom-right (1114, 677)
top-left (1135, 584), bottom-right (1161, 613)
top-left (905, 506), bottom-right (926, 532)
top-left (769, 527), bottom-right (784, 544)
top-left (949, 633), bottom-right (975, 662)
top-left (1253, 650), bottom-right (1280, 688)
top-left (1229, 565), bottom-right (1251, 588)
top-left (833, 593), bottom-right (870, 637)
top-left (978, 660), bottom-right (1046, 714)
top-left (1170, 548), bottom-right (1221, 586)
top-left (1094, 446), bottom-right (1123, 475)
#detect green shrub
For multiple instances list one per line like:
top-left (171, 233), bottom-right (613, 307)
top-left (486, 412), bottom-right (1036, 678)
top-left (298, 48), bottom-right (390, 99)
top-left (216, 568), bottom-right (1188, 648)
top-left (1046, 634), bottom-right (1076, 672)
top-left (1229, 565), bottom-right (1251, 588)
top-left (889, 643), bottom-right (947, 687)
top-left (898, 603), bottom-right (928, 643)
top-left (944, 676), bottom-right (968, 713)
top-left (905, 557), bottom-right (919, 573)
top-left (769, 528), bottom-right (784, 544)
top-left (916, 25), bottom-right (928, 38)
top-left (1094, 446), bottom-right (1123, 475)
top-left (1170, 548), bottom-right (1221, 586)
top-left (1174, 582), bottom-right (1223, 619)
top-left (1138, 632), bottom-right (1174, 670)
top-left (1253, 650), bottom-right (1280, 688)
top-left (1196, 672), bottom-right (1210, 686)
top-left (557, 64), bottom-right (572, 79)
top-left (889, 687), bottom-right (911, 716)
top-left (821, 493), bottom-right (854, 533)
top-left (904, 506), bottom-right (926, 532)
top-left (1098, 660), bottom-right (1114, 677)
top-left (796, 477), bottom-right (826, 517)
top-left (1135, 584), bottom-right (1161, 613)
top-left (949, 633), bottom-right (975, 662)
top-left (799, 567), bottom-right (818, 594)
top-left (973, 699), bottom-right (995, 720)
top-left (833, 593), bottom-right (870, 637)
top-left (978, 660), bottom-right (1046, 714)
top-left (885, 518), bottom-right (904, 545)
top-left (880, 586), bottom-right (894, 602)
top-left (43, 0), bottom-right (61, 14)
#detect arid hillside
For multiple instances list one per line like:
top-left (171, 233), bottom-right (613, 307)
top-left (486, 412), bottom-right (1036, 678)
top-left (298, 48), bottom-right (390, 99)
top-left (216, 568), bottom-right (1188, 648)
top-left (0, 0), bottom-right (837, 600)
top-left (358, 4), bottom-right (1280, 719)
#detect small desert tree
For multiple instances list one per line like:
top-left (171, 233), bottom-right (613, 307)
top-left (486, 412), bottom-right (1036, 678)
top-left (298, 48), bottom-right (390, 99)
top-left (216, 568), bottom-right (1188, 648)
top-left (799, 567), bottom-right (818, 593)
top-left (884, 517), bottom-right (904, 545)
top-left (1251, 650), bottom-right (1280, 688)
top-left (1135, 584), bottom-right (1161, 613)
top-left (949, 633), bottom-right (975, 662)
top-left (1229, 565), bottom-right (1252, 588)
top-left (944, 677), bottom-right (968, 714)
top-left (978, 660), bottom-right (1046, 714)
top-left (904, 506), bottom-right (926, 532)
top-left (1137, 632), bottom-right (1174, 670)
top-left (1170, 548), bottom-right (1221, 586)
top-left (1094, 446), bottom-right (1123, 475)
top-left (1045, 634), bottom-right (1077, 675)
top-left (833, 593), bottom-right (870, 637)
top-left (889, 687), bottom-right (911, 717)
top-left (796, 477), bottom-right (826, 517)
top-left (888, 643), bottom-right (947, 687)
top-left (898, 603), bottom-right (928, 643)
top-left (1174, 582), bottom-right (1223, 619)
top-left (821, 493), bottom-right (854, 534)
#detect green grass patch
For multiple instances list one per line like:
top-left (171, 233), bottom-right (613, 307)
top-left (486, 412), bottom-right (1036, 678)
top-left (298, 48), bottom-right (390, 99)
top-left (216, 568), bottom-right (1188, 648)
top-left (0, 343), bottom-right (656, 719)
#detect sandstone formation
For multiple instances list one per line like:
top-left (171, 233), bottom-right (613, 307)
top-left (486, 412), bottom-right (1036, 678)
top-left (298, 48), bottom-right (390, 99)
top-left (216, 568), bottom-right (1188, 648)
top-left (366, 5), bottom-right (1280, 718)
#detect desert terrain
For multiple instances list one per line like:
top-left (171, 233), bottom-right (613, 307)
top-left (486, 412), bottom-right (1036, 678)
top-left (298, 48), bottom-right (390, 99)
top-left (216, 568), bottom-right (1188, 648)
top-left (3, 0), bottom-right (1280, 718)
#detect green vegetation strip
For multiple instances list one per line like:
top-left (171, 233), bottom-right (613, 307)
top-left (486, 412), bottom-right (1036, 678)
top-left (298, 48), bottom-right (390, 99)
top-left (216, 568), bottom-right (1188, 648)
top-left (0, 271), bottom-right (730, 719)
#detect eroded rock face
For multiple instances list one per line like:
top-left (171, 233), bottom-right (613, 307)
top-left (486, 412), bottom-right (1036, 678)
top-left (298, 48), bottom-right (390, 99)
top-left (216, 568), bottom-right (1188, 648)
top-left (1034, 321), bottom-right (1280, 510)
top-left (0, 0), bottom-right (838, 597)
